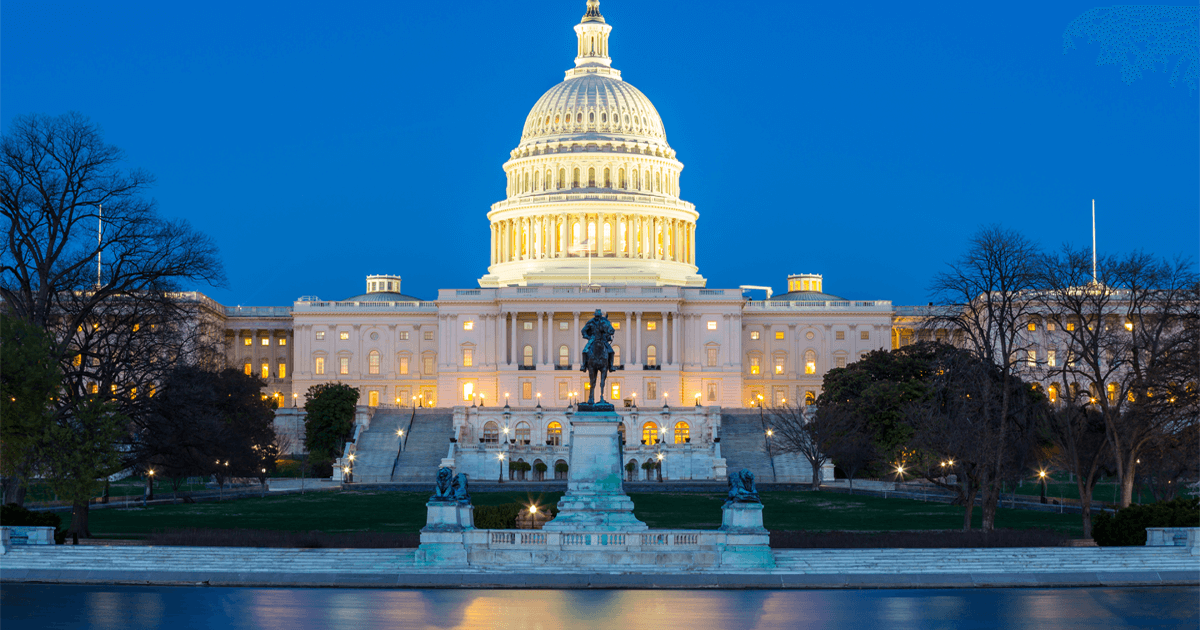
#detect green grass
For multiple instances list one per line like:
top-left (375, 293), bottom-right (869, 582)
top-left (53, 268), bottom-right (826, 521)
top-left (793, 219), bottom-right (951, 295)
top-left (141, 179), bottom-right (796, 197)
top-left (1008, 474), bottom-right (1155, 505)
top-left (84, 489), bottom-right (1084, 538)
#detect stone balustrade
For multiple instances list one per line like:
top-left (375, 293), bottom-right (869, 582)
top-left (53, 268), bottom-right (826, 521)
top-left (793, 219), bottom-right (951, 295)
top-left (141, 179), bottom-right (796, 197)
top-left (1146, 527), bottom-right (1200, 554)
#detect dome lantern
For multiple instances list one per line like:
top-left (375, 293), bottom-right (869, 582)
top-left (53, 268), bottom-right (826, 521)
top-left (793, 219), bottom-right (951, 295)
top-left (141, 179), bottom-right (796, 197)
top-left (572, 0), bottom-right (615, 76)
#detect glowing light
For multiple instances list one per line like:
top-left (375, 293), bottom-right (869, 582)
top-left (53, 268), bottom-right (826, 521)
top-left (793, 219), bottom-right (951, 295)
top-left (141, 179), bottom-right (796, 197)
top-left (766, 429), bottom-right (774, 437)
top-left (529, 505), bottom-right (538, 514)
top-left (1038, 470), bottom-right (1047, 478)
top-left (497, 453), bottom-right (505, 461)
top-left (148, 469), bottom-right (155, 476)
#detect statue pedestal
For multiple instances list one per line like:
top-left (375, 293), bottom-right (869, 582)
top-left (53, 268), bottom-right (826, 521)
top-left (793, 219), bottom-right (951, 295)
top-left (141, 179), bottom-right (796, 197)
top-left (417, 500), bottom-right (472, 566)
top-left (719, 502), bottom-right (766, 532)
top-left (544, 411), bottom-right (647, 531)
top-left (717, 502), bottom-right (774, 568)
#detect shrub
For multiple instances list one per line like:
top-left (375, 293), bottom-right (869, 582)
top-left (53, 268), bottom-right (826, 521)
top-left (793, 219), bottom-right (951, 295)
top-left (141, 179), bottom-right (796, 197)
top-left (769, 529), bottom-right (1070, 549)
top-left (534, 463), bottom-right (548, 474)
top-left (554, 462), bottom-right (569, 473)
top-left (473, 503), bottom-right (524, 529)
top-left (1, 503), bottom-right (65, 543)
top-left (274, 459), bottom-right (302, 477)
top-left (1092, 497), bottom-right (1200, 546)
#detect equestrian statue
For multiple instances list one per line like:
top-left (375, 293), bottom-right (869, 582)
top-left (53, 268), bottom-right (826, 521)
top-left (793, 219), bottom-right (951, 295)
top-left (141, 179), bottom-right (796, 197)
top-left (578, 309), bottom-right (615, 411)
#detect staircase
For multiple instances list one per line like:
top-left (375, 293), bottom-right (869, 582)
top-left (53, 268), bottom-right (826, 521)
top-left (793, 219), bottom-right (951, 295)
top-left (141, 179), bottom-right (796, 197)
top-left (389, 409), bottom-right (454, 482)
top-left (719, 411), bottom-right (811, 483)
top-left (352, 410), bottom-right (408, 483)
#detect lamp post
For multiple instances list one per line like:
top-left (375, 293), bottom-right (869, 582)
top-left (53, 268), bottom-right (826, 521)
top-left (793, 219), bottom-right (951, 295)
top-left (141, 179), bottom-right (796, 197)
top-left (655, 451), bottom-right (664, 482)
top-left (146, 469), bottom-right (155, 502)
top-left (757, 394), bottom-right (777, 482)
top-left (480, 393), bottom-right (485, 407)
top-left (293, 393), bottom-right (298, 408)
top-left (1038, 470), bottom-right (1048, 504)
top-left (497, 452), bottom-right (506, 484)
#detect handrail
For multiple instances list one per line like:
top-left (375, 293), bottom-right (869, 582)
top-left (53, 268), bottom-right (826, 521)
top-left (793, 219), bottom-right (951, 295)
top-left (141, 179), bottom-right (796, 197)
top-left (391, 406), bottom-right (417, 480)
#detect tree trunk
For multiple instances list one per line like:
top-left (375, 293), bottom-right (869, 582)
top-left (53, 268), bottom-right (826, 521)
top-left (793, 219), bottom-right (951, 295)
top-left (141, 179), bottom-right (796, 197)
top-left (810, 460), bottom-right (822, 491)
top-left (980, 482), bottom-right (1000, 532)
top-left (1118, 456), bottom-right (1137, 508)
top-left (962, 485), bottom-right (976, 531)
top-left (69, 500), bottom-right (91, 538)
top-left (1077, 481), bottom-right (1094, 539)
top-left (2, 477), bottom-right (26, 506)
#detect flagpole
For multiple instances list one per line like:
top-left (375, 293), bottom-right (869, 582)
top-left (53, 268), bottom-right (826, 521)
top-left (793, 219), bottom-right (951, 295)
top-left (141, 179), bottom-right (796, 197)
top-left (1091, 199), bottom-right (1096, 284)
top-left (97, 204), bottom-right (103, 289)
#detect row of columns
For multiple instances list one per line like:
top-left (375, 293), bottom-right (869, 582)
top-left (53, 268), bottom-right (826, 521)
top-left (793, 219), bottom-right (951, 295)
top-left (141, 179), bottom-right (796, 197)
top-left (506, 166), bottom-right (676, 198)
top-left (486, 311), bottom-right (685, 368)
top-left (491, 213), bottom-right (695, 266)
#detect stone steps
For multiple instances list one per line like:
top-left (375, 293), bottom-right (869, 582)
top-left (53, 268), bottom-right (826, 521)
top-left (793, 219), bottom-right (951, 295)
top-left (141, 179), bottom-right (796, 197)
top-left (389, 411), bottom-right (453, 482)
top-left (352, 411), bottom-right (408, 482)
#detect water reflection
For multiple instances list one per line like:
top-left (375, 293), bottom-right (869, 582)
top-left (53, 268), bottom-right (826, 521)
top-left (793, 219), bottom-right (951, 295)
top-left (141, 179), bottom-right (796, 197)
top-left (2, 584), bottom-right (1195, 630)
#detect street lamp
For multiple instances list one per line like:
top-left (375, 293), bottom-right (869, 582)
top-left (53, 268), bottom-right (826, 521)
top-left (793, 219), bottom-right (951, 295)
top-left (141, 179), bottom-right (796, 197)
top-left (293, 393), bottom-right (298, 408)
top-left (504, 393), bottom-right (510, 409)
top-left (655, 451), bottom-right (664, 482)
top-left (497, 452), bottom-right (506, 483)
top-left (536, 392), bottom-right (542, 408)
top-left (1038, 470), bottom-right (1048, 504)
top-left (480, 393), bottom-right (485, 407)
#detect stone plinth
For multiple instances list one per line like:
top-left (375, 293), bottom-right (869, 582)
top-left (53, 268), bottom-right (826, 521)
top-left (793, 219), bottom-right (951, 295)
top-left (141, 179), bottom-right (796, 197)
top-left (544, 410), bottom-right (647, 531)
top-left (719, 502), bottom-right (766, 533)
top-left (716, 503), bottom-right (774, 568)
top-left (416, 501), bottom-right (472, 566)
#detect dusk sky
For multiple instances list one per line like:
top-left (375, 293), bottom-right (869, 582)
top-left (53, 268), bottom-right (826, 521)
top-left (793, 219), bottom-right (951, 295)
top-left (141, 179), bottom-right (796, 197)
top-left (3, 1), bottom-right (1196, 307)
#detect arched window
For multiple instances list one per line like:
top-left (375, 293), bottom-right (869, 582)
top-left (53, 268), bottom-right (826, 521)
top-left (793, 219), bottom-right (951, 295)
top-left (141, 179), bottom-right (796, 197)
top-left (646, 345), bottom-right (657, 367)
top-left (603, 167), bottom-right (611, 188)
top-left (559, 345), bottom-right (570, 367)
top-left (534, 171), bottom-right (541, 191)
top-left (1048, 384), bottom-right (1058, 403)
top-left (368, 350), bottom-right (380, 375)
top-left (805, 350), bottom-right (817, 374)
top-left (655, 172), bottom-right (661, 192)
top-left (589, 111), bottom-right (595, 123)
top-left (642, 421), bottom-right (659, 445)
top-left (523, 345), bottom-right (534, 367)
top-left (674, 421), bottom-right (690, 444)
top-left (572, 222), bottom-right (581, 248)
top-left (588, 168), bottom-right (595, 187)
top-left (573, 168), bottom-right (580, 188)
top-left (244, 361), bottom-right (252, 376)
top-left (805, 391), bottom-right (816, 405)
top-left (547, 421), bottom-right (562, 446)
top-left (601, 112), bottom-right (607, 123)
top-left (515, 421), bottom-right (531, 443)
top-left (483, 421), bottom-right (499, 444)
top-left (618, 168), bottom-right (626, 188)
top-left (261, 361), bottom-right (270, 379)
top-left (612, 344), bottom-right (621, 365)
top-left (633, 170), bottom-right (640, 190)
top-left (603, 222), bottom-right (611, 251)
top-left (368, 390), bottom-right (379, 407)
top-left (558, 168), bottom-right (566, 189)
top-left (588, 221), bottom-right (596, 245)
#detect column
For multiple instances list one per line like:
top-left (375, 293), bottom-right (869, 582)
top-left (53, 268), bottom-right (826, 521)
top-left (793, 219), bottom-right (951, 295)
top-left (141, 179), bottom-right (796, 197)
top-left (508, 312), bottom-right (516, 366)
top-left (548, 216), bottom-right (556, 259)
top-left (535, 311), bottom-right (544, 366)
top-left (672, 311), bottom-right (681, 366)
top-left (633, 312), bottom-right (641, 364)
top-left (573, 312), bottom-right (581, 368)
top-left (625, 311), bottom-right (633, 365)
top-left (661, 311), bottom-right (669, 366)
top-left (724, 314), bottom-right (732, 368)
top-left (545, 311), bottom-right (553, 365)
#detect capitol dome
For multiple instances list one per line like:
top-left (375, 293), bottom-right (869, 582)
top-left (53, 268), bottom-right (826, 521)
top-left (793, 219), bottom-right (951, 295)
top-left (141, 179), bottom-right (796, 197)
top-left (478, 0), bottom-right (703, 289)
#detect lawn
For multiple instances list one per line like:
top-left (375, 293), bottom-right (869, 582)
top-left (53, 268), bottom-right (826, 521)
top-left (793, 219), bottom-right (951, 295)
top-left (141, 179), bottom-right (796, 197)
top-left (85, 489), bottom-right (1084, 538)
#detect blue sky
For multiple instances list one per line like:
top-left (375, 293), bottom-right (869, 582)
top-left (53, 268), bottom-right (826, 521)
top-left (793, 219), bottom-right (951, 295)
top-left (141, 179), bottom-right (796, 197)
top-left (3, 1), bottom-right (1196, 306)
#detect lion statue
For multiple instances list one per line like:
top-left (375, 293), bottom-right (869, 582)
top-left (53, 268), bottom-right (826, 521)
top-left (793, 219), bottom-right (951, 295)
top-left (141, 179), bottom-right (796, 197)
top-left (430, 466), bottom-right (455, 502)
top-left (726, 469), bottom-right (761, 504)
top-left (451, 473), bottom-right (471, 505)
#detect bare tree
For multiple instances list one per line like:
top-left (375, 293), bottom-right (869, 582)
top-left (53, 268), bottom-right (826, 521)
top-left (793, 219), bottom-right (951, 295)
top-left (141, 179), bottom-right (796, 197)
top-left (929, 225), bottom-right (1044, 530)
top-left (768, 401), bottom-right (829, 490)
top-left (812, 403), bottom-right (877, 495)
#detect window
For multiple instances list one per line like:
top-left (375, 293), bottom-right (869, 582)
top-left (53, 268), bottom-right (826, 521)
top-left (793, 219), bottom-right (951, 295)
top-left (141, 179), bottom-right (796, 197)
top-left (463, 321), bottom-right (474, 331)
top-left (463, 382), bottom-right (474, 401)
top-left (613, 345), bottom-right (621, 365)
top-left (646, 321), bottom-right (656, 331)
top-left (260, 337), bottom-right (269, 346)
top-left (278, 362), bottom-right (287, 379)
top-left (399, 356), bottom-right (409, 375)
top-left (483, 421), bottom-right (499, 444)
top-left (1047, 322), bottom-right (1056, 332)
top-left (242, 337), bottom-right (252, 346)
top-left (805, 350), bottom-right (817, 374)
top-left (1066, 322), bottom-right (1075, 332)
top-left (645, 345), bottom-right (657, 366)
top-left (522, 381), bottom-right (533, 399)
top-left (775, 331), bottom-right (785, 340)
top-left (424, 330), bottom-right (434, 340)
top-left (835, 356), bottom-right (846, 368)
top-left (836, 331), bottom-right (845, 340)
top-left (774, 359), bottom-right (784, 374)
top-left (707, 321), bottom-right (717, 330)
top-left (399, 331), bottom-right (409, 340)
top-left (612, 322), bottom-right (620, 330)
top-left (423, 356), bottom-right (434, 374)
top-left (674, 421), bottom-right (690, 444)
top-left (642, 422), bottom-right (659, 445)
top-left (547, 421), bottom-right (562, 446)
top-left (707, 348), bottom-right (718, 367)
top-left (462, 348), bottom-right (473, 367)
top-left (515, 421), bottom-right (530, 442)
top-left (559, 381), bottom-right (568, 399)
top-left (559, 321), bottom-right (569, 330)
top-left (647, 381), bottom-right (657, 400)
top-left (316, 331), bottom-right (325, 340)
top-left (750, 331), bottom-right (760, 340)
top-left (750, 357), bottom-right (760, 375)
top-left (369, 351), bottom-right (381, 374)
top-left (1107, 383), bottom-right (1117, 401)
top-left (279, 338), bottom-right (287, 346)
top-left (315, 357), bottom-right (325, 375)
top-left (861, 330), bottom-right (870, 340)
top-left (559, 345), bottom-right (570, 366)
top-left (523, 345), bottom-right (534, 367)
top-left (1028, 322), bottom-right (1037, 331)
top-left (1027, 350), bottom-right (1037, 367)
top-left (368, 391), bottom-right (379, 407)
top-left (611, 382), bottom-right (620, 399)
top-left (340, 332), bottom-right (350, 340)
top-left (1048, 384), bottom-right (1058, 403)
top-left (524, 322), bottom-right (533, 330)
top-left (707, 383), bottom-right (718, 402)
top-left (244, 362), bottom-right (252, 376)
top-left (340, 357), bottom-right (350, 375)
top-left (90, 383), bottom-right (99, 394)
top-left (261, 362), bottom-right (270, 379)
top-left (805, 391), bottom-right (816, 405)
top-left (1047, 350), bottom-right (1056, 367)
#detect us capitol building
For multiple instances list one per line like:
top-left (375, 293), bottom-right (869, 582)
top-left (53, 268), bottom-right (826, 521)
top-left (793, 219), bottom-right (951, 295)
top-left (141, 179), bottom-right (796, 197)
top-left (201, 2), bottom-right (906, 481)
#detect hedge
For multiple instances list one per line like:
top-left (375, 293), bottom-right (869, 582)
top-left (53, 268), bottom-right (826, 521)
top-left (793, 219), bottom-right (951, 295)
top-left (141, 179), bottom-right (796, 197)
top-left (1092, 497), bottom-right (1200, 546)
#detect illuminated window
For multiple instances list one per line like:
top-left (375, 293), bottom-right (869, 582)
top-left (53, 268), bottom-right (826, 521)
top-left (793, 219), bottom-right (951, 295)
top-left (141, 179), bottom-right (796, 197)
top-left (423, 356), bottom-right (434, 374)
top-left (279, 338), bottom-right (286, 346)
top-left (522, 381), bottom-right (533, 399)
top-left (613, 345), bottom-right (621, 365)
top-left (707, 321), bottom-right (717, 330)
top-left (707, 383), bottom-right (717, 401)
top-left (523, 345), bottom-right (534, 367)
top-left (774, 360), bottom-right (784, 374)
top-left (262, 338), bottom-right (270, 346)
top-left (1107, 383), bottom-right (1117, 401)
top-left (243, 338), bottom-right (251, 346)
top-left (646, 321), bottom-right (656, 331)
top-left (861, 330), bottom-right (870, 340)
top-left (1066, 322), bottom-right (1075, 331)
top-left (316, 331), bottom-right (325, 340)
top-left (132, 323), bottom-right (140, 332)
top-left (559, 381), bottom-right (568, 399)
top-left (424, 331), bottom-right (434, 340)
top-left (611, 382), bottom-right (620, 399)
top-left (261, 362), bottom-right (270, 379)
top-left (368, 351), bottom-right (380, 374)
top-left (315, 357), bottom-right (325, 375)
top-left (462, 348), bottom-right (473, 367)
top-left (1047, 322), bottom-right (1056, 331)
top-left (368, 390), bottom-right (379, 407)
top-left (1027, 350), bottom-right (1037, 367)
top-left (836, 356), bottom-right (846, 368)
top-left (483, 421), bottom-right (499, 444)
top-left (524, 322), bottom-right (533, 330)
top-left (612, 321), bottom-right (620, 330)
top-left (72, 354), bottom-right (82, 367)
top-left (463, 321), bottom-right (474, 331)
top-left (244, 362), bottom-right (252, 376)
top-left (645, 345), bottom-right (657, 366)
top-left (805, 350), bottom-right (817, 374)
top-left (750, 331), bottom-right (760, 340)
top-left (836, 331), bottom-right (845, 340)
top-left (278, 362), bottom-right (287, 379)
top-left (647, 381), bottom-right (657, 399)
top-left (560, 321), bottom-right (569, 330)
top-left (463, 382), bottom-right (474, 401)
top-left (707, 348), bottom-right (718, 367)
top-left (559, 345), bottom-right (570, 366)
top-left (515, 421), bottom-right (530, 442)
top-left (1047, 350), bottom-right (1056, 367)
top-left (750, 357), bottom-right (760, 375)
top-left (340, 357), bottom-right (350, 375)
top-left (399, 356), bottom-right (409, 375)
top-left (674, 421), bottom-right (690, 444)
top-left (399, 331), bottom-right (409, 340)
top-left (642, 421), bottom-right (659, 444)
top-left (775, 331), bottom-right (785, 340)
top-left (547, 421), bottom-right (562, 446)
top-left (90, 383), bottom-right (99, 394)
top-left (805, 391), bottom-right (816, 405)
top-left (1048, 384), bottom-right (1058, 403)
top-left (1027, 322), bottom-right (1037, 331)
top-left (340, 332), bottom-right (350, 340)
